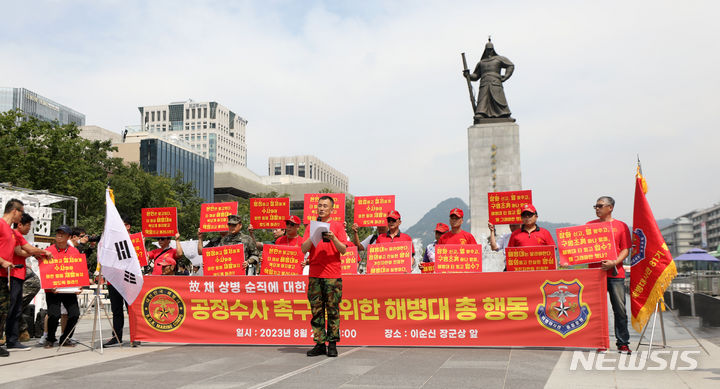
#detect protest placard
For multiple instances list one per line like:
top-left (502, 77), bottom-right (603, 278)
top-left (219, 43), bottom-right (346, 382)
top-left (341, 246), bottom-right (360, 275)
top-left (250, 198), bottom-right (290, 229)
top-left (303, 193), bottom-right (345, 224)
top-left (142, 207), bottom-right (178, 237)
top-left (200, 202), bottom-right (238, 232)
top-left (39, 252), bottom-right (90, 289)
top-left (506, 245), bottom-right (557, 271)
top-left (366, 242), bottom-right (412, 274)
top-left (556, 223), bottom-right (617, 266)
top-left (487, 190), bottom-right (532, 224)
top-left (353, 195), bottom-right (395, 227)
top-left (129, 232), bottom-right (148, 266)
top-left (260, 244), bottom-right (303, 275)
top-left (435, 244), bottom-right (483, 273)
top-left (202, 244), bottom-right (246, 276)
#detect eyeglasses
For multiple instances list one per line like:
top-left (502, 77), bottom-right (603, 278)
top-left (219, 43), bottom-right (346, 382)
top-left (593, 204), bottom-right (609, 209)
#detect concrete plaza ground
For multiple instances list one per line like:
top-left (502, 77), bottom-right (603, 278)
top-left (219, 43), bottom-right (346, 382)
top-left (1, 303), bottom-right (719, 389)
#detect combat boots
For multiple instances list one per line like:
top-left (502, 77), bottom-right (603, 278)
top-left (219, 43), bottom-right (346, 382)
top-left (306, 342), bottom-right (326, 357)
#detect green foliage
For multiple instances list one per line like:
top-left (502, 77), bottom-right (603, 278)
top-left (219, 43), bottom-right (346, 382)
top-left (0, 110), bottom-right (205, 240)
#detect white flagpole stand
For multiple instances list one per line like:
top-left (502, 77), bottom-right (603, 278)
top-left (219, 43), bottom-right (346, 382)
top-left (57, 270), bottom-right (122, 354)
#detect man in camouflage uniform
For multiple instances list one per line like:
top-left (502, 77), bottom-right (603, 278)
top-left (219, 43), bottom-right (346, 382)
top-left (219, 215), bottom-right (260, 275)
top-left (301, 196), bottom-right (347, 358)
top-left (18, 270), bottom-right (40, 340)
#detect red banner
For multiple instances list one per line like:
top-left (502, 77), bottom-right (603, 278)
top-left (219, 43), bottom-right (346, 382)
top-left (303, 193), bottom-right (346, 224)
top-left (366, 242), bottom-right (412, 274)
top-left (506, 246), bottom-right (557, 271)
top-left (142, 207), bottom-right (178, 237)
top-left (128, 270), bottom-right (609, 348)
top-left (250, 198), bottom-right (290, 229)
top-left (557, 223), bottom-right (617, 266)
top-left (260, 245), bottom-right (303, 275)
top-left (435, 244), bottom-right (482, 273)
top-left (353, 195), bottom-right (395, 227)
top-left (630, 173), bottom-right (677, 332)
top-left (130, 232), bottom-right (148, 267)
top-left (341, 246), bottom-right (360, 275)
top-left (420, 262), bottom-right (435, 273)
top-left (202, 245), bottom-right (245, 276)
top-left (488, 190), bottom-right (532, 224)
top-left (39, 252), bottom-right (90, 289)
top-left (200, 202), bottom-right (238, 232)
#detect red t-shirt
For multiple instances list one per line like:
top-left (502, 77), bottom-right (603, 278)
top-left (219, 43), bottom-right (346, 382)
top-left (275, 235), bottom-right (303, 247)
top-left (11, 230), bottom-right (28, 279)
top-left (508, 227), bottom-right (556, 247)
top-left (587, 219), bottom-right (631, 279)
top-left (375, 231), bottom-right (415, 256)
top-left (149, 247), bottom-right (179, 275)
top-left (438, 230), bottom-right (477, 245)
top-left (0, 219), bottom-right (18, 277)
top-left (303, 220), bottom-right (347, 278)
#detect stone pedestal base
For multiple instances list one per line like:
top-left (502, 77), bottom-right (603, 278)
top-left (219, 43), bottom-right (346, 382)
top-left (467, 122), bottom-right (522, 271)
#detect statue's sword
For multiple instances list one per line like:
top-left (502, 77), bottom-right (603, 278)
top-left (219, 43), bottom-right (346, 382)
top-left (461, 53), bottom-right (477, 113)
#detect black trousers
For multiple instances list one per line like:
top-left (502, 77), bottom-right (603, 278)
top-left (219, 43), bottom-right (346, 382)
top-left (5, 277), bottom-right (24, 344)
top-left (46, 293), bottom-right (79, 344)
top-left (107, 284), bottom-right (127, 342)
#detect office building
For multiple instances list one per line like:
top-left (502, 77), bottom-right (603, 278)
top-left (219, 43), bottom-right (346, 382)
top-left (0, 87), bottom-right (85, 126)
top-left (140, 138), bottom-right (214, 202)
top-left (268, 155), bottom-right (348, 193)
top-left (138, 100), bottom-right (247, 166)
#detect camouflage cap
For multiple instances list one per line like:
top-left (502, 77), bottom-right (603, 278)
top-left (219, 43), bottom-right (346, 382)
top-left (227, 214), bottom-right (242, 225)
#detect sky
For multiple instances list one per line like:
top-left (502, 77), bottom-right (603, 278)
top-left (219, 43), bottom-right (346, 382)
top-left (2, 0), bottom-right (719, 227)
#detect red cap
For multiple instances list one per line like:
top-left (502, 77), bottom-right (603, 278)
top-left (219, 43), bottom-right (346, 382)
top-left (156, 257), bottom-right (176, 267)
top-left (449, 208), bottom-right (464, 218)
top-left (286, 215), bottom-right (301, 224)
top-left (387, 210), bottom-right (401, 220)
top-left (435, 223), bottom-right (449, 233)
top-left (521, 203), bottom-right (537, 214)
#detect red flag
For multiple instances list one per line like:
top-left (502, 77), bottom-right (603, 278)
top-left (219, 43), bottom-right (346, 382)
top-left (630, 171), bottom-right (677, 332)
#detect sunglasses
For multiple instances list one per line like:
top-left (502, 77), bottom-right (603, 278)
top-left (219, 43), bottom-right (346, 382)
top-left (593, 204), bottom-right (609, 209)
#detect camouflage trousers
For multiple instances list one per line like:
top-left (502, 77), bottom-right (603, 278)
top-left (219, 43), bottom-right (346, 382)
top-left (19, 273), bottom-right (41, 333)
top-left (307, 277), bottom-right (342, 343)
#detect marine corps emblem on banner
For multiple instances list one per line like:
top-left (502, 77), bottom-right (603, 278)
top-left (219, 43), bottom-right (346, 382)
top-left (535, 280), bottom-right (591, 338)
top-left (142, 287), bottom-right (186, 332)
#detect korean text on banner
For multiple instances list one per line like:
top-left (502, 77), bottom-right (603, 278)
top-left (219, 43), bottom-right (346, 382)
top-left (366, 241), bottom-right (412, 274)
top-left (488, 190), bottom-right (532, 224)
top-left (353, 195), bottom-right (395, 227)
top-left (250, 198), bottom-right (289, 230)
top-left (303, 193), bottom-right (346, 224)
top-left (506, 245), bottom-right (556, 271)
top-left (341, 246), bottom-right (360, 275)
top-left (556, 223), bottom-right (617, 266)
top-left (39, 252), bottom-right (90, 289)
top-left (200, 202), bottom-right (238, 232)
top-left (128, 270), bottom-right (609, 349)
top-left (260, 244), bottom-right (303, 275)
top-left (130, 232), bottom-right (148, 267)
top-left (142, 207), bottom-right (178, 237)
top-left (203, 244), bottom-right (246, 276)
top-left (435, 244), bottom-right (483, 273)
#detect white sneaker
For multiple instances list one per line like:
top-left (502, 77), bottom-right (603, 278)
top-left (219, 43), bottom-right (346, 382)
top-left (36, 335), bottom-right (47, 345)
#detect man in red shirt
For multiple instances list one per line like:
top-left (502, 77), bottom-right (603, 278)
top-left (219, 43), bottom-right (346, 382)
top-left (5, 213), bottom-right (51, 351)
top-left (301, 195), bottom-right (347, 358)
top-left (587, 196), bottom-right (632, 354)
top-left (148, 233), bottom-right (184, 275)
top-left (375, 210), bottom-right (415, 269)
top-left (507, 204), bottom-right (555, 247)
top-left (43, 225), bottom-right (82, 348)
top-left (438, 208), bottom-right (477, 245)
top-left (276, 215), bottom-right (303, 247)
top-left (0, 199), bottom-right (25, 357)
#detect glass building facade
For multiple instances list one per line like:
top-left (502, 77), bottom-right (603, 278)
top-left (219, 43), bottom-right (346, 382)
top-left (140, 138), bottom-right (214, 202)
top-left (0, 87), bottom-right (85, 125)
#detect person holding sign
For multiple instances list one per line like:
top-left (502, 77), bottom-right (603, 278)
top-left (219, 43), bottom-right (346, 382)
top-left (42, 225), bottom-right (81, 349)
top-left (6, 213), bottom-right (51, 351)
top-left (301, 196), bottom-right (347, 358)
top-left (438, 208), bottom-right (477, 245)
top-left (148, 233), bottom-right (184, 275)
top-left (422, 223), bottom-right (449, 265)
top-left (0, 199), bottom-right (26, 356)
top-left (507, 204), bottom-right (555, 248)
top-left (275, 216), bottom-right (303, 247)
top-left (219, 214), bottom-right (260, 275)
top-left (375, 210), bottom-right (415, 265)
top-left (587, 196), bottom-right (632, 354)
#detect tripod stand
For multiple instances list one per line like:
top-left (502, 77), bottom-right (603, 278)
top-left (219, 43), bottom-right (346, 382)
top-left (636, 299), bottom-right (709, 356)
top-left (57, 273), bottom-right (121, 354)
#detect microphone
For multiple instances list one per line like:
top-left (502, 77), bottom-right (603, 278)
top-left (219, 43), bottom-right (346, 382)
top-left (318, 217), bottom-right (330, 242)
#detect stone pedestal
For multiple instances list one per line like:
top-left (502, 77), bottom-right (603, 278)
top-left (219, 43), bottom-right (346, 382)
top-left (467, 121), bottom-right (522, 271)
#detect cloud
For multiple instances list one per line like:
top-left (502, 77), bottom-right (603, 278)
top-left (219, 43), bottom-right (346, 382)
top-left (2, 0), bottom-right (718, 227)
